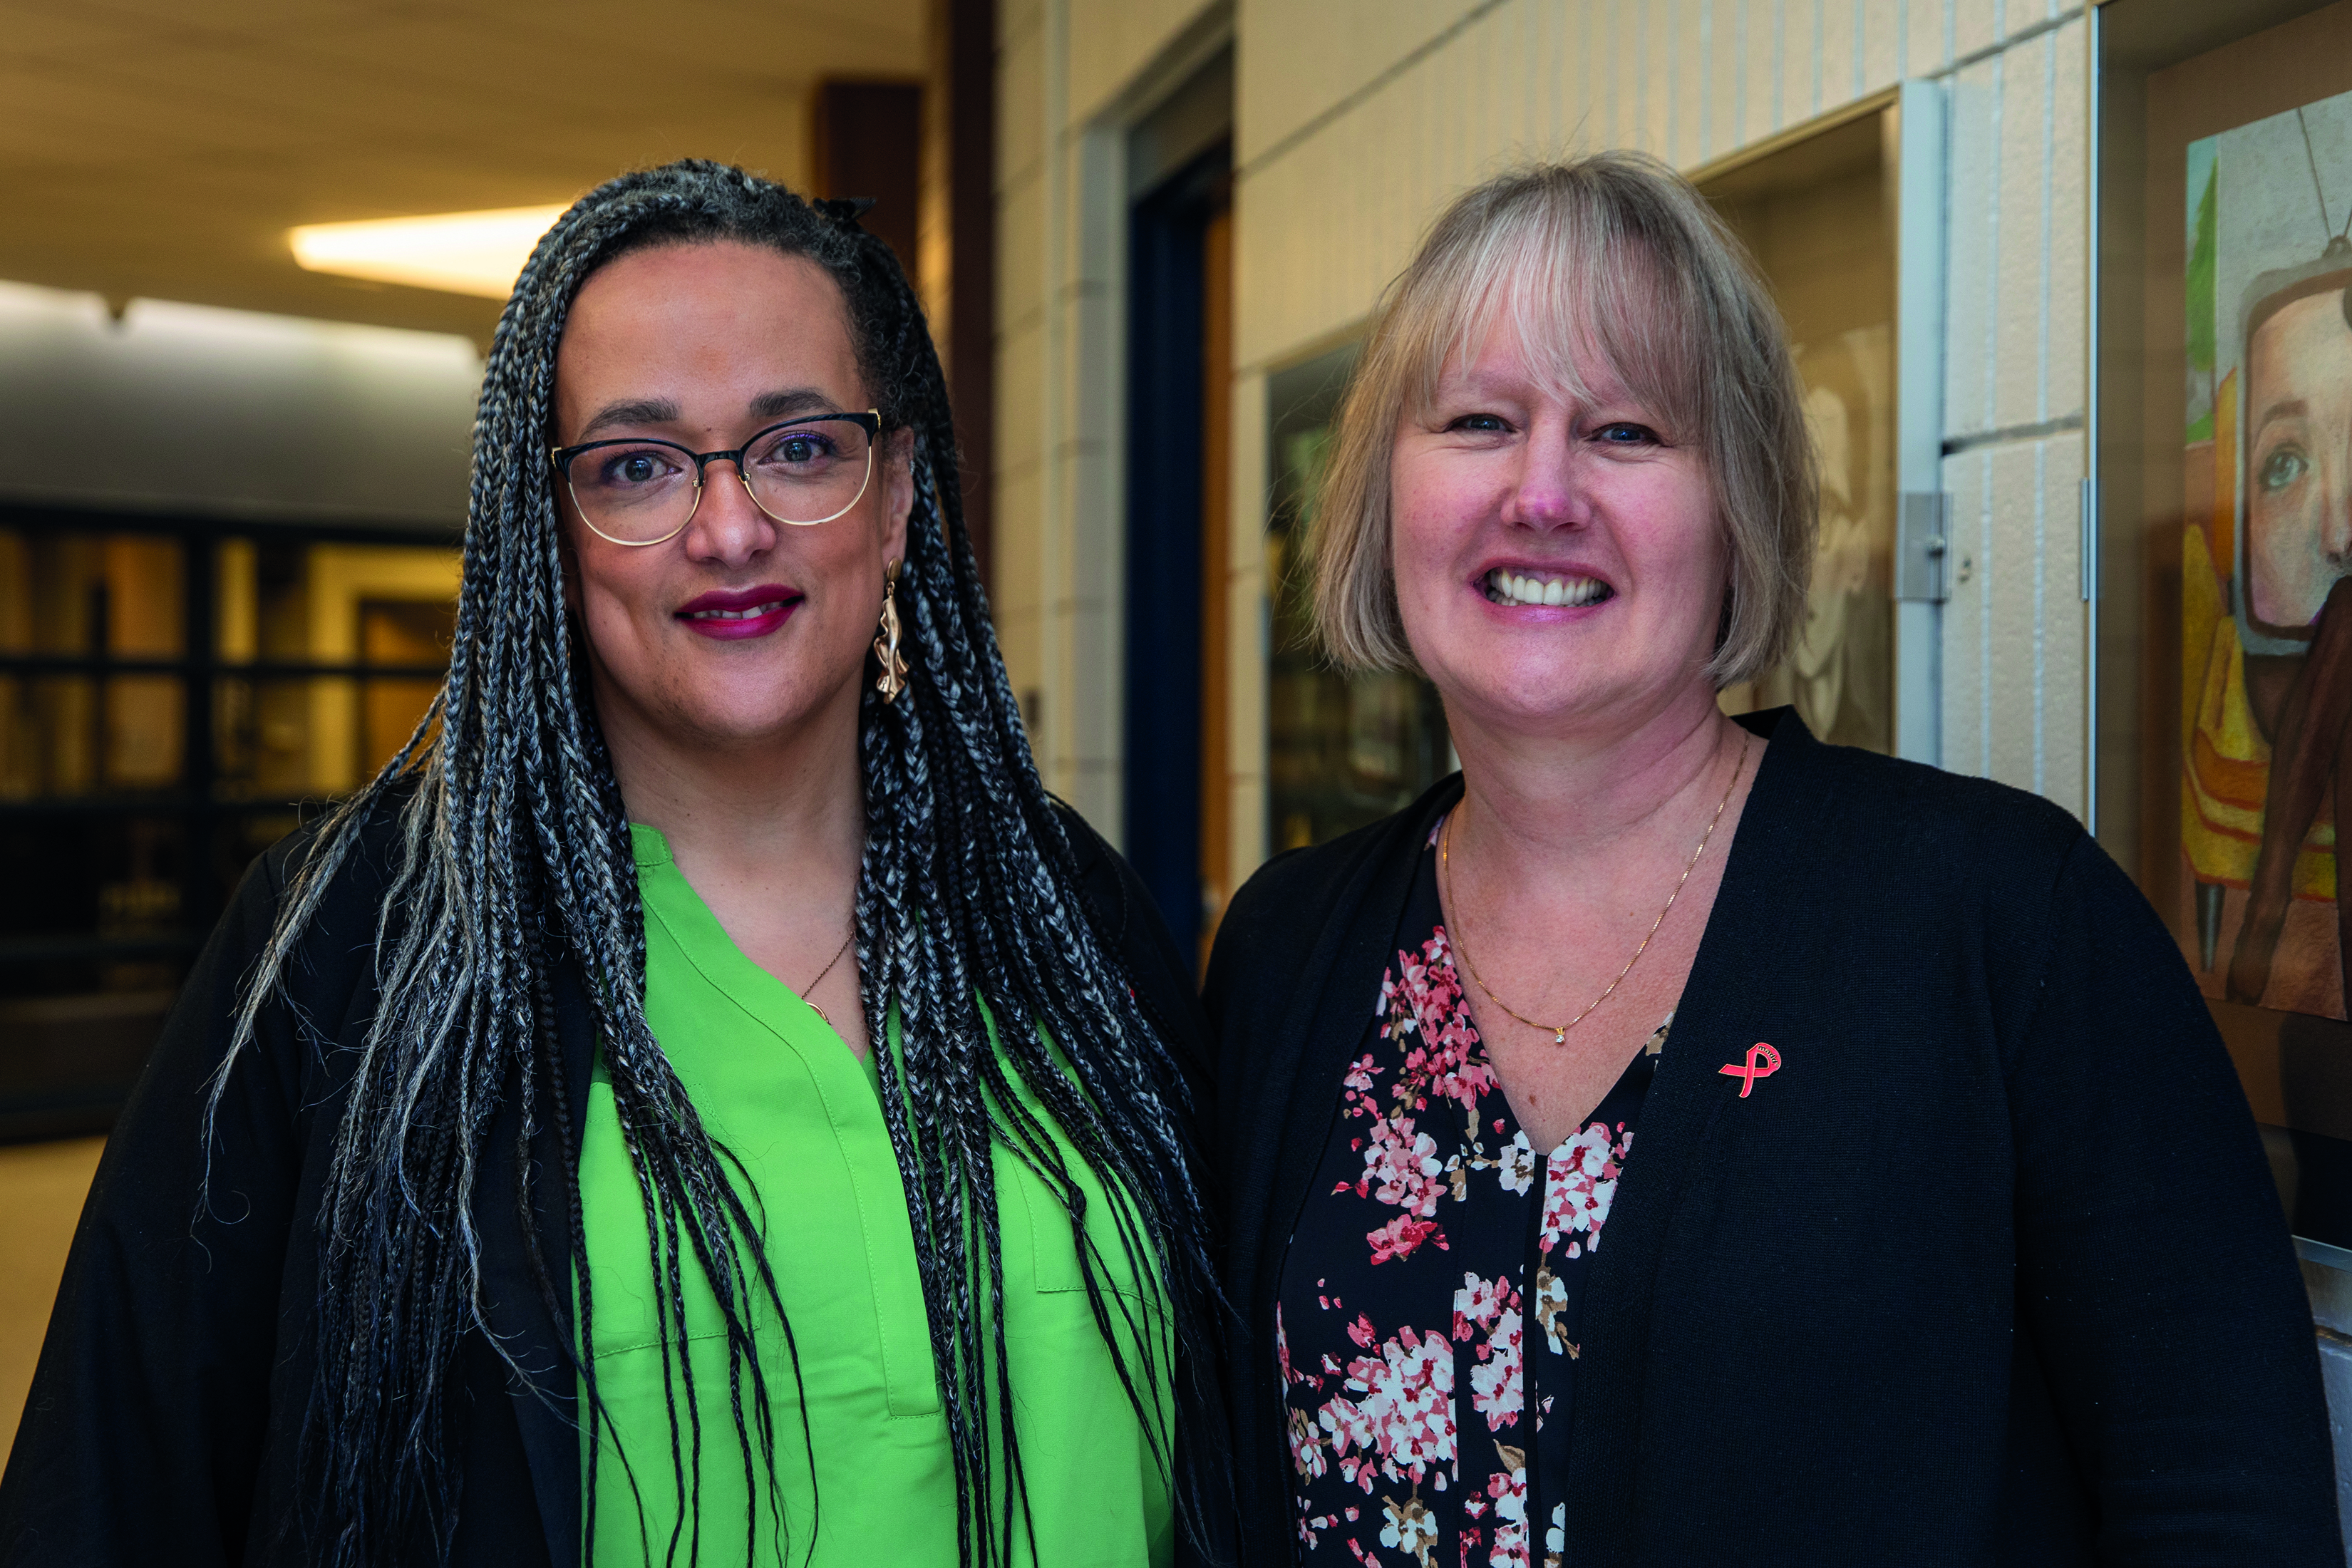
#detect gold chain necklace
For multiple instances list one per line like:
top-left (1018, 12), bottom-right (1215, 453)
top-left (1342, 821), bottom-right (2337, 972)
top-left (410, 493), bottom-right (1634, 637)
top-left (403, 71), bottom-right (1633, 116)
top-left (797, 927), bottom-right (856, 1028)
top-left (1441, 741), bottom-right (1748, 1046)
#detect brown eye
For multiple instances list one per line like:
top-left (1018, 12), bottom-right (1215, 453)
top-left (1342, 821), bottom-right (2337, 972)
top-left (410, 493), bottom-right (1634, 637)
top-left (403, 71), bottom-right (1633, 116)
top-left (586, 445), bottom-right (687, 489)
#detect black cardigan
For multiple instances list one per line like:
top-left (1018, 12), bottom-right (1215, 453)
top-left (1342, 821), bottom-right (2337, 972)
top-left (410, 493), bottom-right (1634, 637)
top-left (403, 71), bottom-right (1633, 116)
top-left (0, 797), bottom-right (1228, 1567)
top-left (1203, 709), bottom-right (2338, 1565)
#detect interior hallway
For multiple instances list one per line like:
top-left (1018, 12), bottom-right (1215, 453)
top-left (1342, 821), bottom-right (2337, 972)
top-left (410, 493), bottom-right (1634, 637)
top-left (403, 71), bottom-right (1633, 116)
top-left (0, 1138), bottom-right (101, 1459)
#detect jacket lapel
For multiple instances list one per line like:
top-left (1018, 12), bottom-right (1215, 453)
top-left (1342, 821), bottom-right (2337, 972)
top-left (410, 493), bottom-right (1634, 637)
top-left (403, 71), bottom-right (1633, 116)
top-left (1562, 708), bottom-right (1840, 1549)
top-left (1219, 781), bottom-right (1461, 1557)
top-left (1240, 783), bottom-right (1463, 1308)
top-left (472, 950), bottom-right (598, 1568)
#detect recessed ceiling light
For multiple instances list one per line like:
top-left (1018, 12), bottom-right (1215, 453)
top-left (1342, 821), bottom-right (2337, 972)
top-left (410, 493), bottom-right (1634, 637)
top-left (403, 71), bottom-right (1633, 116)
top-left (289, 205), bottom-right (570, 298)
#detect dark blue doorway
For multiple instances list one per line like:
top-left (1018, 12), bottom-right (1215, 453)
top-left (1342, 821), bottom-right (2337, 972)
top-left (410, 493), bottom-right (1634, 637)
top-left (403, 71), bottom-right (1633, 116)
top-left (1123, 145), bottom-right (1229, 956)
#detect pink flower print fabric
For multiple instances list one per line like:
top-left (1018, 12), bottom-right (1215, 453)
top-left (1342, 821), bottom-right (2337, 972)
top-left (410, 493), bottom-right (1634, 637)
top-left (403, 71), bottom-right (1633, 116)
top-left (1277, 835), bottom-right (1660, 1567)
top-left (1540, 1120), bottom-right (1633, 1262)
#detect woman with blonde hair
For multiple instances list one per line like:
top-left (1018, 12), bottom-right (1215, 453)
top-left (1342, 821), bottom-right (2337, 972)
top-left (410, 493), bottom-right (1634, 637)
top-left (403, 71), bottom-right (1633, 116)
top-left (1205, 153), bottom-right (2334, 1564)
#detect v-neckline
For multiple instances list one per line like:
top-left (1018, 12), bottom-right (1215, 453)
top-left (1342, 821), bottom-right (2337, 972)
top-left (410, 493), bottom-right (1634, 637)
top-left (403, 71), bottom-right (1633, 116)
top-left (629, 823), bottom-right (880, 1097)
top-left (1414, 830), bottom-right (1673, 1161)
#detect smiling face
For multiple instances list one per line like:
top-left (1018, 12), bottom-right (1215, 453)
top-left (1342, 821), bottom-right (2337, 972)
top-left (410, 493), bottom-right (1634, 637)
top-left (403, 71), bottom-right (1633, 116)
top-left (2245, 287), bottom-right (2352, 630)
top-left (552, 240), bottom-right (911, 754)
top-left (1389, 316), bottom-right (1728, 743)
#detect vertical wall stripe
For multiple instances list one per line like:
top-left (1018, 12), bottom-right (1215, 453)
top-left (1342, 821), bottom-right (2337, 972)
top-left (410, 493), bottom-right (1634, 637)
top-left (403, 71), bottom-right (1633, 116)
top-left (1735, 0), bottom-right (1750, 146)
top-left (1635, 1), bottom-right (1649, 157)
top-left (1981, 52), bottom-right (2002, 780)
top-left (1548, 0), bottom-right (1562, 145)
top-left (1589, 0), bottom-right (1609, 150)
top-left (1812, 0), bottom-right (1825, 118)
top-left (1852, 0), bottom-right (1867, 100)
top-left (1606, 2), bottom-right (1621, 145)
top-left (1698, 0), bottom-right (1713, 162)
top-left (1525, 1), bottom-right (1543, 155)
top-left (1979, 450), bottom-right (1993, 775)
top-left (1982, 53), bottom-right (2003, 430)
top-left (1774, 0), bottom-right (1787, 130)
top-left (1663, 1), bottom-right (1676, 165)
top-left (2036, 29), bottom-right (2056, 425)
top-left (2033, 440), bottom-right (2047, 793)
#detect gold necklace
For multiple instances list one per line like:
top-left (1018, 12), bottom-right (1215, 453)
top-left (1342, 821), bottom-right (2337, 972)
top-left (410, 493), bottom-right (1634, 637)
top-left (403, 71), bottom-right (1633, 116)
top-left (798, 927), bottom-right (856, 1027)
top-left (1441, 741), bottom-right (1748, 1046)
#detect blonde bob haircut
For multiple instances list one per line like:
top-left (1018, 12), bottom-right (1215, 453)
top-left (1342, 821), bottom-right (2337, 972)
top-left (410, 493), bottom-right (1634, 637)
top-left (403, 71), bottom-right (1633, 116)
top-left (1309, 152), bottom-right (1816, 688)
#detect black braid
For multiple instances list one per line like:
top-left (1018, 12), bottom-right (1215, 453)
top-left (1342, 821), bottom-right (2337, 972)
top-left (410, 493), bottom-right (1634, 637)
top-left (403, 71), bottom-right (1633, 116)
top-left (207, 159), bottom-right (1218, 1567)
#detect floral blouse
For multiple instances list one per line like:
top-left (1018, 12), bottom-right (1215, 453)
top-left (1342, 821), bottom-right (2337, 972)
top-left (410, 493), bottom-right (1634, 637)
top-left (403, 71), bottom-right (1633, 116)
top-left (1276, 822), bottom-right (1662, 1567)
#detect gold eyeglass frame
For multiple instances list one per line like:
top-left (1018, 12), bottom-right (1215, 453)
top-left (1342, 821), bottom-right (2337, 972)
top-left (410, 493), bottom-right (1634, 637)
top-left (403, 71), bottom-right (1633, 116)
top-left (547, 409), bottom-right (882, 548)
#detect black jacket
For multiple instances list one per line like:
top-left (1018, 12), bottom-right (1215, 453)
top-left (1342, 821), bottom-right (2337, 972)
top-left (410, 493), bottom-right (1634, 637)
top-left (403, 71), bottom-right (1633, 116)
top-left (0, 797), bottom-right (1227, 1567)
top-left (1203, 709), bottom-right (2338, 1565)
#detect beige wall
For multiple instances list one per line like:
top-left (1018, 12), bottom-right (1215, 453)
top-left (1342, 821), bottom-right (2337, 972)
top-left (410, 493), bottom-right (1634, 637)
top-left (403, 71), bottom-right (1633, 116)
top-left (996, 0), bottom-right (2095, 876)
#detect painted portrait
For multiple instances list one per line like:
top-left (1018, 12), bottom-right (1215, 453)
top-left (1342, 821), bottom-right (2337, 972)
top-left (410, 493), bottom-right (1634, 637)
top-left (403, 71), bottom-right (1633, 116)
top-left (2182, 87), bottom-right (2352, 1020)
top-left (1737, 324), bottom-right (1895, 754)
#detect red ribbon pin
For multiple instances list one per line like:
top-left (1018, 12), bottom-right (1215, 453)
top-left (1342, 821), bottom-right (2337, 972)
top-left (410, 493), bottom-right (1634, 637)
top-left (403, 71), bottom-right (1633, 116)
top-left (1718, 1042), bottom-right (1780, 1098)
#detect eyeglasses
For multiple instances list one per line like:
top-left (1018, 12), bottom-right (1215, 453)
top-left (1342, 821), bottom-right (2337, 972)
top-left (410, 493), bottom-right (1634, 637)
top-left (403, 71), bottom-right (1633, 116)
top-left (549, 410), bottom-right (882, 547)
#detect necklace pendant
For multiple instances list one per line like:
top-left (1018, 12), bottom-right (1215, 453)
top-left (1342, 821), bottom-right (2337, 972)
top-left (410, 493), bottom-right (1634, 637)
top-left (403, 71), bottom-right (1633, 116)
top-left (1554, 1027), bottom-right (1567, 1045)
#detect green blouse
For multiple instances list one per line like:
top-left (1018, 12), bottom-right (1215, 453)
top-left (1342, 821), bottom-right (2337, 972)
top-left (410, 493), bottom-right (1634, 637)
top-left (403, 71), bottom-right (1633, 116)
top-left (577, 825), bottom-right (1173, 1566)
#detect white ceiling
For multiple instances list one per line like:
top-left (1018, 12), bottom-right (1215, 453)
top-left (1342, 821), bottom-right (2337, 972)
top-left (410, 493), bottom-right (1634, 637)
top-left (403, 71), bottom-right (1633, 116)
top-left (0, 0), bottom-right (927, 339)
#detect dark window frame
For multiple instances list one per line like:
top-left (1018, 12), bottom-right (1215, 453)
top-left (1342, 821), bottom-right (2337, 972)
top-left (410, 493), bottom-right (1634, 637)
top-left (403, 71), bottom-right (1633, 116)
top-left (0, 500), bottom-right (459, 1141)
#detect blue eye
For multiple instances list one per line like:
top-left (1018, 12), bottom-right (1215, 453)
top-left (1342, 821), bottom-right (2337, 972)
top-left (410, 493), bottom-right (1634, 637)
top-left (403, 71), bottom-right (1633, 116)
top-left (2260, 445), bottom-right (2309, 494)
top-left (1447, 413), bottom-right (1512, 434)
top-left (1594, 422), bottom-right (1660, 445)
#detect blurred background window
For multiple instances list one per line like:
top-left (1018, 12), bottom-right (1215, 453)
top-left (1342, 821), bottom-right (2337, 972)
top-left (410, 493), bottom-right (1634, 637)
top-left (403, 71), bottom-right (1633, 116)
top-left (0, 520), bottom-right (459, 1143)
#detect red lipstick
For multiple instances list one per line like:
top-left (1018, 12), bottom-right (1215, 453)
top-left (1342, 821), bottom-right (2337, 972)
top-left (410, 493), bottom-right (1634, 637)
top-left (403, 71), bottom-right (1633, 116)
top-left (675, 584), bottom-right (801, 640)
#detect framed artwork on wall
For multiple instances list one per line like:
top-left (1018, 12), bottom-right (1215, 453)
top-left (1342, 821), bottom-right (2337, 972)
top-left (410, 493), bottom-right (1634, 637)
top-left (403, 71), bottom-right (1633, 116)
top-left (1697, 81), bottom-right (1949, 768)
top-left (2179, 88), bottom-right (2352, 1021)
top-left (2096, 0), bottom-right (2352, 1244)
top-left (1262, 343), bottom-right (1453, 855)
top-left (1701, 108), bottom-right (1902, 756)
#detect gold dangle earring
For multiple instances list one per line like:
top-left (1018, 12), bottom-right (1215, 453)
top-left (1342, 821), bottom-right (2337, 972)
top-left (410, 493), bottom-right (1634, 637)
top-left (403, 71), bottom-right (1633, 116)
top-left (872, 559), bottom-right (909, 703)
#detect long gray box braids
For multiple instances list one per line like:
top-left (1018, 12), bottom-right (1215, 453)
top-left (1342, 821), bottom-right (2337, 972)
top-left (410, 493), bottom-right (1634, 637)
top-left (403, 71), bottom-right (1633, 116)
top-left (207, 160), bottom-right (1217, 1567)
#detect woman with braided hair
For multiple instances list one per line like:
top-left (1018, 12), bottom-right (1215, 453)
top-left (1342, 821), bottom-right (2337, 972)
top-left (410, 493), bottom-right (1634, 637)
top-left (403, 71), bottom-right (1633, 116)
top-left (0, 162), bottom-right (1229, 1567)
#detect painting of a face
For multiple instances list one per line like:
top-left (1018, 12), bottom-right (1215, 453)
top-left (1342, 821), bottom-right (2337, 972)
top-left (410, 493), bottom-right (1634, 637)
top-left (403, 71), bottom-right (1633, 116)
top-left (2246, 287), bottom-right (2352, 630)
top-left (2177, 84), bottom-right (2352, 1023)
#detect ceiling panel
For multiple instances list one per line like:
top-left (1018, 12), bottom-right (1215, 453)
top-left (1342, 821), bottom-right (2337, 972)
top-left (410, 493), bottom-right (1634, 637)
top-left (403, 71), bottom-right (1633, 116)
top-left (0, 0), bottom-right (924, 340)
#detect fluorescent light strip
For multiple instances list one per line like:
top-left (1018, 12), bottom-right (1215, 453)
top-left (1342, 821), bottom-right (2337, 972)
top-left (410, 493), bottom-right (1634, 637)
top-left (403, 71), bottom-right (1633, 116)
top-left (289, 205), bottom-right (569, 299)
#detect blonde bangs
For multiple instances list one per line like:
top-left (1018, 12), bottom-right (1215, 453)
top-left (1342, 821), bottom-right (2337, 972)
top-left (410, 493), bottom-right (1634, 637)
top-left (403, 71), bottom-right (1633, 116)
top-left (1405, 195), bottom-right (1701, 448)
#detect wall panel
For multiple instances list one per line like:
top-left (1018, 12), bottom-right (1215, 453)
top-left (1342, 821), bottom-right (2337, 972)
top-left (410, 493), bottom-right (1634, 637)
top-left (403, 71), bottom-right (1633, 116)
top-left (1240, 0), bottom-right (1493, 163)
top-left (1068, 0), bottom-right (1218, 125)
